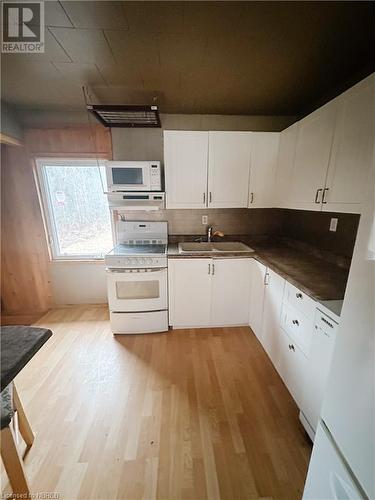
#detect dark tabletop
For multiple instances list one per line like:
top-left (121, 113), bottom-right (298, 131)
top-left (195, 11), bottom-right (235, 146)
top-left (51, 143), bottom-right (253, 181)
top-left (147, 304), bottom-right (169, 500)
top-left (0, 326), bottom-right (52, 391)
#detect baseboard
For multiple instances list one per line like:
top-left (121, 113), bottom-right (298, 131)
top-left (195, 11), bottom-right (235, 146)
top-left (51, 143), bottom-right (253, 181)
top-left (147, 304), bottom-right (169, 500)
top-left (1, 310), bottom-right (49, 326)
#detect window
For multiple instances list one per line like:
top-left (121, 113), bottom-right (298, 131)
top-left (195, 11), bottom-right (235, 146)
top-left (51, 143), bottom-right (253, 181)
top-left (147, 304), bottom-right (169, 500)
top-left (36, 158), bottom-right (113, 260)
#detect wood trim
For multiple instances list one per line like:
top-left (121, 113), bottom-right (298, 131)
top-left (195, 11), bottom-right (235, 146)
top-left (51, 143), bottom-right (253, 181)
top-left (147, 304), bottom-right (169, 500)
top-left (0, 133), bottom-right (22, 147)
top-left (24, 125), bottom-right (112, 158)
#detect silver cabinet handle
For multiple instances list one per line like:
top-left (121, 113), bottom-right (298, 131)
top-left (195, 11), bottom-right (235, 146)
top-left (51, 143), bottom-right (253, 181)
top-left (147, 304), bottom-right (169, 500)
top-left (203, 192), bottom-right (206, 204)
top-left (288, 344), bottom-right (295, 351)
top-left (322, 187), bottom-right (329, 204)
top-left (296, 293), bottom-right (303, 299)
top-left (209, 191), bottom-right (212, 203)
top-left (264, 272), bottom-right (270, 285)
top-left (315, 188), bottom-right (323, 203)
top-left (208, 263), bottom-right (211, 274)
top-left (292, 319), bottom-right (299, 326)
top-left (250, 192), bottom-right (254, 204)
top-left (212, 263), bottom-right (215, 275)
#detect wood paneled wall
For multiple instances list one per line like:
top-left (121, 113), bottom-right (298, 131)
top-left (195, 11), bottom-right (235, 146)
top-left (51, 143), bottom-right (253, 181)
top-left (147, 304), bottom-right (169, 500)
top-left (1, 124), bottom-right (112, 324)
top-left (1, 145), bottom-right (53, 324)
top-left (25, 125), bottom-right (112, 157)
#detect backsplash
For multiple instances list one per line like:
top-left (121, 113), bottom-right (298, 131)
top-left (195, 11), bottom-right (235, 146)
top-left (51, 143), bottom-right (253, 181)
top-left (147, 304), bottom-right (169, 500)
top-left (279, 209), bottom-right (360, 259)
top-left (120, 208), bottom-right (283, 236)
top-left (119, 207), bottom-right (360, 261)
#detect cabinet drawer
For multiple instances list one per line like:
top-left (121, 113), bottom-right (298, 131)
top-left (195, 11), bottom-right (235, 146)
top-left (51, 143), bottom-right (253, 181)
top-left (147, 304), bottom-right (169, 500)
top-left (284, 281), bottom-right (316, 319)
top-left (281, 304), bottom-right (313, 356)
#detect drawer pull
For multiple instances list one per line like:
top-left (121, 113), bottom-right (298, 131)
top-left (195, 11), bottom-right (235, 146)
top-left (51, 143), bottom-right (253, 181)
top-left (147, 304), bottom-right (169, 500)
top-left (292, 319), bottom-right (299, 326)
top-left (296, 293), bottom-right (303, 299)
top-left (288, 344), bottom-right (295, 351)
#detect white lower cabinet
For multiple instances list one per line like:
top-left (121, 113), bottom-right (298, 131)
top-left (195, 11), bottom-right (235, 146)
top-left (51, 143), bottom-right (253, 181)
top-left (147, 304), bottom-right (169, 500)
top-left (278, 328), bottom-right (307, 408)
top-left (260, 269), bottom-right (285, 369)
top-left (248, 259), bottom-right (267, 340)
top-left (211, 258), bottom-right (251, 326)
top-left (168, 258), bottom-right (250, 328)
top-left (168, 258), bottom-right (212, 328)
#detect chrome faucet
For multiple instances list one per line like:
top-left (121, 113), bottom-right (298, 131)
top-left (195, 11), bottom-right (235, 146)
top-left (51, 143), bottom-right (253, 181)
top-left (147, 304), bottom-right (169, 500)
top-left (207, 226), bottom-right (224, 242)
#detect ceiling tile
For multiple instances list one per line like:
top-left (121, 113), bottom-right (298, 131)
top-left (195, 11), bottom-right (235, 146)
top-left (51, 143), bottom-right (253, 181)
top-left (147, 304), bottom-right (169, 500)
top-left (183, 2), bottom-right (246, 35)
top-left (44, 2), bottom-right (73, 27)
top-left (104, 30), bottom-right (159, 68)
top-left (61, 1), bottom-right (128, 29)
top-left (50, 28), bottom-right (115, 64)
top-left (97, 65), bottom-right (143, 86)
top-left (91, 85), bottom-right (162, 106)
top-left (123, 2), bottom-right (184, 34)
top-left (54, 63), bottom-right (106, 85)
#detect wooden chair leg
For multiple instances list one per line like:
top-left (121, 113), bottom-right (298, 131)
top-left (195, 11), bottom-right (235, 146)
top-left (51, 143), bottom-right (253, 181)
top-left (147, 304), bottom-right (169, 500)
top-left (13, 384), bottom-right (34, 448)
top-left (1, 426), bottom-right (30, 496)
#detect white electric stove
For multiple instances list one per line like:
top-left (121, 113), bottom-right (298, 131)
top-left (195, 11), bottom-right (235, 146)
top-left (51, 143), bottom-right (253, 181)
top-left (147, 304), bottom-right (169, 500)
top-left (105, 221), bottom-right (168, 334)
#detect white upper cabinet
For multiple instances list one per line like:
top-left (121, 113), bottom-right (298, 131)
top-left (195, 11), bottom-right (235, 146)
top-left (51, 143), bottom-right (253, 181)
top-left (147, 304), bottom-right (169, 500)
top-left (164, 131), bottom-right (208, 209)
top-left (274, 122), bottom-right (299, 208)
top-left (207, 132), bottom-right (251, 208)
top-left (248, 132), bottom-right (280, 208)
top-left (323, 74), bottom-right (375, 213)
top-left (289, 103), bottom-right (338, 211)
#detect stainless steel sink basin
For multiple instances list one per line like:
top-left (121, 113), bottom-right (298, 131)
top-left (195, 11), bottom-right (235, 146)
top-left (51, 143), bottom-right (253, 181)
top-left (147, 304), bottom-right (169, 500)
top-left (178, 241), bottom-right (254, 253)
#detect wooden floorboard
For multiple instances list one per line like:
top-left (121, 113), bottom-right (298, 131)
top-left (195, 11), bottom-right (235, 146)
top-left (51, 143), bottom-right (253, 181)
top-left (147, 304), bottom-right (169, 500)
top-left (1, 305), bottom-right (311, 500)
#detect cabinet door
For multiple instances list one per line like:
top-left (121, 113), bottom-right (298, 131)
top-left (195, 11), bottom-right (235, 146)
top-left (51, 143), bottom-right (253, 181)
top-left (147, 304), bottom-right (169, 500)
top-left (168, 259), bottom-right (212, 328)
top-left (274, 122), bottom-right (299, 208)
top-left (248, 132), bottom-right (280, 208)
top-left (164, 131), bottom-right (208, 208)
top-left (279, 329), bottom-right (307, 407)
top-left (207, 132), bottom-right (251, 208)
top-left (323, 74), bottom-right (375, 213)
top-left (248, 260), bottom-right (267, 341)
top-left (261, 269), bottom-right (285, 369)
top-left (211, 258), bottom-right (251, 326)
top-left (290, 103), bottom-right (337, 211)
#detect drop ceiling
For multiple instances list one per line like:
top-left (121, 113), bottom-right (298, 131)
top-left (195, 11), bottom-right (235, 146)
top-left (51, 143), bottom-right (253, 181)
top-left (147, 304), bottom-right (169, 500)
top-left (1, 1), bottom-right (374, 120)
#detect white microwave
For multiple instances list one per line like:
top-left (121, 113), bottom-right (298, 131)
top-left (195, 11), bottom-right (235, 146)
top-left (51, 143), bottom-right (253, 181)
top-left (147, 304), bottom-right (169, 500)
top-left (106, 161), bottom-right (162, 192)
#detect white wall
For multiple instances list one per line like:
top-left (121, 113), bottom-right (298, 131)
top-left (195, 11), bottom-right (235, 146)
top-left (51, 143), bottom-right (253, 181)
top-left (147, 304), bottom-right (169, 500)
top-left (50, 262), bottom-right (108, 305)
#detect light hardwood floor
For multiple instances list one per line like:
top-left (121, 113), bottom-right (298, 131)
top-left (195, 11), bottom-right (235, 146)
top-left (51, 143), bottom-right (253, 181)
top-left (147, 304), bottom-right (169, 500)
top-left (1, 305), bottom-right (311, 500)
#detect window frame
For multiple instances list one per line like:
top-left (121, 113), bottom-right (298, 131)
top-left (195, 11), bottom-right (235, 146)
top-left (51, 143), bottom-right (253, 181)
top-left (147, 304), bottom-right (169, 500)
top-left (35, 157), bottom-right (113, 261)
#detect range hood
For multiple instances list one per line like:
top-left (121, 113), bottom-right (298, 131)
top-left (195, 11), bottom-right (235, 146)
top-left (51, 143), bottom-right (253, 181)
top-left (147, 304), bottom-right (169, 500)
top-left (87, 104), bottom-right (161, 128)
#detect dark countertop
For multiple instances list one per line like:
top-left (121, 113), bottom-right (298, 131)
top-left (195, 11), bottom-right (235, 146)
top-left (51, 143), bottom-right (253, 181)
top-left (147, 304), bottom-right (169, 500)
top-left (1, 326), bottom-right (52, 391)
top-left (167, 240), bottom-right (349, 305)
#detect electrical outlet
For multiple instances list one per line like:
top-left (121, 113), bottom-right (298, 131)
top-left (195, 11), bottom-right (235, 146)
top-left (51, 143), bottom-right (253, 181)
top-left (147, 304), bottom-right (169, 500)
top-left (329, 218), bottom-right (338, 232)
top-left (202, 215), bottom-right (208, 225)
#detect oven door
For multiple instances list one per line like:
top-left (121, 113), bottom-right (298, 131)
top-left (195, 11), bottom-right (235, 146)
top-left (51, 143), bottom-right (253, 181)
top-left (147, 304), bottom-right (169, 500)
top-left (106, 164), bottom-right (151, 191)
top-left (107, 268), bottom-right (167, 312)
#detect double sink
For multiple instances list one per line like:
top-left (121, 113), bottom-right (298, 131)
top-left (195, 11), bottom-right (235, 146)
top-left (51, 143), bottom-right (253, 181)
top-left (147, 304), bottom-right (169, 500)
top-left (178, 241), bottom-right (254, 254)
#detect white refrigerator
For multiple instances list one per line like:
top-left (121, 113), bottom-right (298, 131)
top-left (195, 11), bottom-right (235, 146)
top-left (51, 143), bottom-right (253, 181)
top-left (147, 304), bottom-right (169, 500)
top-left (303, 161), bottom-right (375, 499)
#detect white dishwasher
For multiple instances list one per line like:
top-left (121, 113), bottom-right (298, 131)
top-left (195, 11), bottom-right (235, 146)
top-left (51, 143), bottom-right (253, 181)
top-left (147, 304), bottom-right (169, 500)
top-left (299, 308), bottom-right (339, 440)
